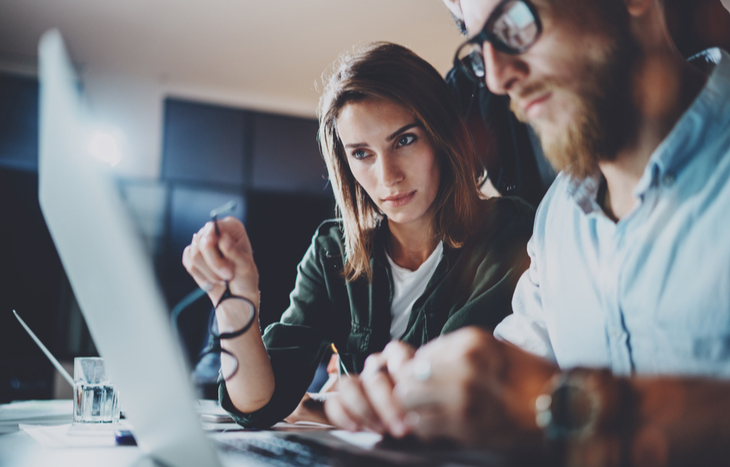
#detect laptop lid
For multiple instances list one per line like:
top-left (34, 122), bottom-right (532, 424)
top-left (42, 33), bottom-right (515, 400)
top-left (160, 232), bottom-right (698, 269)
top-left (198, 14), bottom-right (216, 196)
top-left (38, 29), bottom-right (221, 467)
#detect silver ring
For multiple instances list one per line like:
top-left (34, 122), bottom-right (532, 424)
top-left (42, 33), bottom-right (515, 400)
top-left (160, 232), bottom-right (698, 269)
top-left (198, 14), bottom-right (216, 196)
top-left (413, 359), bottom-right (432, 381)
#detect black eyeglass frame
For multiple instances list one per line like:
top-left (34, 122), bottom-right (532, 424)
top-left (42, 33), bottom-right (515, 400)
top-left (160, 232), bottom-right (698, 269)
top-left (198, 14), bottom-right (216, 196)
top-left (453, 0), bottom-right (543, 80)
top-left (202, 200), bottom-right (258, 381)
top-left (209, 201), bottom-right (257, 341)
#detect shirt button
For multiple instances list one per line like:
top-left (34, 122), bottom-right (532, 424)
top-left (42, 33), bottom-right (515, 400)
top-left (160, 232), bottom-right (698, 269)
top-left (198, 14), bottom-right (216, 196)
top-left (610, 328), bottom-right (623, 339)
top-left (662, 173), bottom-right (675, 186)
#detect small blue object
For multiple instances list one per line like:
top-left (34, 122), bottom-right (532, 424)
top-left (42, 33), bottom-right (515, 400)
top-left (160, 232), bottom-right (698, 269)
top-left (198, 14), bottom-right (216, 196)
top-left (115, 429), bottom-right (137, 446)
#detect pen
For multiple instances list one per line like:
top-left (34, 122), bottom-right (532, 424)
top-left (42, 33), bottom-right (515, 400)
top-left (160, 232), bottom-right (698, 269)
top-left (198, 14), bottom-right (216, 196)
top-left (12, 309), bottom-right (74, 387)
top-left (330, 343), bottom-right (350, 381)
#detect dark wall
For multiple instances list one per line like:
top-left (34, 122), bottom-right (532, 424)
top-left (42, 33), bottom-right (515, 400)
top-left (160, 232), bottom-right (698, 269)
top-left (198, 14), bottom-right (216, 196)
top-left (0, 78), bottom-right (334, 401)
top-left (1, 1), bottom-right (728, 401)
top-left (158, 98), bottom-right (334, 368)
top-left (666, 0), bottom-right (730, 57)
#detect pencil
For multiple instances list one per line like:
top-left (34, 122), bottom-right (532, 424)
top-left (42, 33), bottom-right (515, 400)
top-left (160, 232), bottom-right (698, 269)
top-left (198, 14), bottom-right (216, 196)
top-left (330, 343), bottom-right (350, 379)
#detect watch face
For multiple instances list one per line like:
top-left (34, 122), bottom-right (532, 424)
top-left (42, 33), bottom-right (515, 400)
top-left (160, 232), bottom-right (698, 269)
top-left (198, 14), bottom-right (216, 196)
top-left (536, 373), bottom-right (601, 440)
top-left (552, 383), bottom-right (597, 432)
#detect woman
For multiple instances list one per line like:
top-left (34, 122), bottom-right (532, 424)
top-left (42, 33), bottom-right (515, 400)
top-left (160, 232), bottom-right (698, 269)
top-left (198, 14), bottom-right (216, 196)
top-left (182, 42), bottom-right (533, 429)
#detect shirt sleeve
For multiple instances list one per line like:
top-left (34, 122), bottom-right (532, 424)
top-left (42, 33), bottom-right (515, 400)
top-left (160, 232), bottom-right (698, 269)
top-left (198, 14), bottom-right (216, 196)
top-left (494, 223), bottom-right (557, 363)
top-left (219, 227), bottom-right (337, 429)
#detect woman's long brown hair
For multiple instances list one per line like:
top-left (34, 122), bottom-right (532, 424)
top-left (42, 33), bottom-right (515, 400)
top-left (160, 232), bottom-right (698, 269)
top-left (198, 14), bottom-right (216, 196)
top-left (318, 42), bottom-right (485, 282)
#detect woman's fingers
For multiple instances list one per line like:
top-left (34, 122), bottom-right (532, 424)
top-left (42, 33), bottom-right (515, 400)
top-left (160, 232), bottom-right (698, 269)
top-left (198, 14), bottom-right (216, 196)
top-left (197, 222), bottom-right (234, 280)
top-left (323, 391), bottom-right (361, 432)
top-left (381, 341), bottom-right (417, 383)
top-left (181, 217), bottom-right (260, 302)
top-left (360, 365), bottom-right (408, 437)
top-left (183, 238), bottom-right (224, 291)
top-left (217, 216), bottom-right (254, 256)
top-left (332, 376), bottom-right (385, 433)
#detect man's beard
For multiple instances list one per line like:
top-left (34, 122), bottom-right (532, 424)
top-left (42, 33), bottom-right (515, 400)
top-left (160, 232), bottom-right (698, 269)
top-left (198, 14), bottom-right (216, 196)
top-left (511, 36), bottom-right (637, 180)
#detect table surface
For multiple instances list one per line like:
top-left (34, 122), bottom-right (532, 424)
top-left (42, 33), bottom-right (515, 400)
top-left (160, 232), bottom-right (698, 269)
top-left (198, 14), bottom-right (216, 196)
top-left (0, 400), bottom-right (510, 467)
top-left (0, 429), bottom-right (154, 467)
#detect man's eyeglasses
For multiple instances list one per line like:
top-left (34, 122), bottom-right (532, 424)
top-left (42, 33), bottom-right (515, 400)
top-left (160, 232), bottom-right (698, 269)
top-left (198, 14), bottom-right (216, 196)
top-left (453, 0), bottom-right (542, 84)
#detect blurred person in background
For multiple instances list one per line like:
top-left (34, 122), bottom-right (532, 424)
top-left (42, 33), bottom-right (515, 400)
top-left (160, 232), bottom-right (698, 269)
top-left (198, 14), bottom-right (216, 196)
top-left (443, 0), bottom-right (556, 208)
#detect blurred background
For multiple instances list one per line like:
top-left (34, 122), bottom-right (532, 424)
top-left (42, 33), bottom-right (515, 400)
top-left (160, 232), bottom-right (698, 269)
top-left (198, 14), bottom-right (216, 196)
top-left (0, 0), bottom-right (729, 402)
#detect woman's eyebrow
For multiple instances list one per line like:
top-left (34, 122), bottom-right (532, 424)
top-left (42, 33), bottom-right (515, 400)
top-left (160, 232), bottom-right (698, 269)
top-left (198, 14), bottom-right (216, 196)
top-left (343, 122), bottom-right (422, 149)
top-left (386, 122), bottom-right (421, 142)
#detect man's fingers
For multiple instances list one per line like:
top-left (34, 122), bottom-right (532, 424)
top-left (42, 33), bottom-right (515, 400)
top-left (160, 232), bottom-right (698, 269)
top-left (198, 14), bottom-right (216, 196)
top-left (394, 376), bottom-right (450, 412)
top-left (401, 406), bottom-right (457, 443)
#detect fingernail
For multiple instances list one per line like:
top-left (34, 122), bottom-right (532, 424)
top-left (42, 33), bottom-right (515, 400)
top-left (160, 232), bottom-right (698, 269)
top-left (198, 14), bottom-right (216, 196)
top-left (220, 269), bottom-right (232, 280)
top-left (404, 412), bottom-right (420, 428)
top-left (391, 421), bottom-right (406, 437)
top-left (201, 282), bottom-right (213, 292)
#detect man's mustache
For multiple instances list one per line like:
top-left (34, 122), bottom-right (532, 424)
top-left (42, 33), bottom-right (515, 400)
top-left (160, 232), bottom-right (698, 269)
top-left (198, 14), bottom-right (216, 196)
top-left (509, 81), bottom-right (557, 122)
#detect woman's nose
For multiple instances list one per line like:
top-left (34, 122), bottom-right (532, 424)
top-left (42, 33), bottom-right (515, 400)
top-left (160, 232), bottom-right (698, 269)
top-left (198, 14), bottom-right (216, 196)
top-left (378, 154), bottom-right (404, 187)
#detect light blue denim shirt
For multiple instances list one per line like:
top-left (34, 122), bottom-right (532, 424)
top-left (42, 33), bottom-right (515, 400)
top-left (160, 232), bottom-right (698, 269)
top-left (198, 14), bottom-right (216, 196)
top-left (495, 49), bottom-right (730, 377)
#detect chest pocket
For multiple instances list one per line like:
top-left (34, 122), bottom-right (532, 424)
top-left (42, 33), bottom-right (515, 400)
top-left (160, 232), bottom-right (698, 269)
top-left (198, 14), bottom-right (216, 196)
top-left (322, 248), bottom-right (342, 272)
top-left (347, 324), bottom-right (371, 354)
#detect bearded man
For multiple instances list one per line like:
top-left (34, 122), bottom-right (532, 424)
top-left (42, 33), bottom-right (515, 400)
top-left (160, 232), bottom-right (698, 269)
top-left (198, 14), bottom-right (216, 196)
top-left (325, 0), bottom-right (730, 465)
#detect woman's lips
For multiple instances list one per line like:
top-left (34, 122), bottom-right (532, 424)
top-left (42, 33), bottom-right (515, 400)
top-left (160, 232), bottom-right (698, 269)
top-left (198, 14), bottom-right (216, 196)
top-left (382, 191), bottom-right (416, 207)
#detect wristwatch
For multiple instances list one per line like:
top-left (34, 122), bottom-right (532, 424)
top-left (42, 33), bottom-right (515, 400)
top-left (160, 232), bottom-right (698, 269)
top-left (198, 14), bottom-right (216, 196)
top-left (534, 369), bottom-right (603, 441)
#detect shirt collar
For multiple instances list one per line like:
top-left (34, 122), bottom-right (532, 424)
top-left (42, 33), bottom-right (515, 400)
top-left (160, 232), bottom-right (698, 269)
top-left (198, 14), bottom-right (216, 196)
top-left (633, 48), bottom-right (730, 197)
top-left (566, 171), bottom-right (604, 215)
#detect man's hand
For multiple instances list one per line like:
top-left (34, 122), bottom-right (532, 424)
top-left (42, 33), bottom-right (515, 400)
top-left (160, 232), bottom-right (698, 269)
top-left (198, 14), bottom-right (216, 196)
top-left (182, 216), bottom-right (259, 306)
top-left (324, 341), bottom-right (416, 435)
top-left (392, 327), bottom-right (558, 453)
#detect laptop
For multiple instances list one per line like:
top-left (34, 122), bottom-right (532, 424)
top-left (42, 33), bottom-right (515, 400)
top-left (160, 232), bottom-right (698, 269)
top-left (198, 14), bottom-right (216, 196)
top-left (37, 29), bottom-right (503, 467)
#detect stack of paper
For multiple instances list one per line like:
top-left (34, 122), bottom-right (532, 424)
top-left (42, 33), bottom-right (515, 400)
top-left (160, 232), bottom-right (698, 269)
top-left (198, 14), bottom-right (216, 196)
top-left (0, 400), bottom-right (73, 433)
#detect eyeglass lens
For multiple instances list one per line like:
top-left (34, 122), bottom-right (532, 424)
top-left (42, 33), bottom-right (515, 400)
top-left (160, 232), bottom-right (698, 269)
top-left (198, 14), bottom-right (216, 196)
top-left (211, 294), bottom-right (256, 380)
top-left (194, 199), bottom-right (254, 382)
top-left (493, 1), bottom-right (538, 50)
top-left (455, 0), bottom-right (539, 81)
top-left (210, 296), bottom-right (256, 339)
top-left (219, 349), bottom-right (239, 381)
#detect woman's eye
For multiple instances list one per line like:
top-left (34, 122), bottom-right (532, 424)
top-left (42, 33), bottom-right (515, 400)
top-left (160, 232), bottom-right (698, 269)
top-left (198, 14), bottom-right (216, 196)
top-left (396, 134), bottom-right (416, 147)
top-left (352, 149), bottom-right (369, 160)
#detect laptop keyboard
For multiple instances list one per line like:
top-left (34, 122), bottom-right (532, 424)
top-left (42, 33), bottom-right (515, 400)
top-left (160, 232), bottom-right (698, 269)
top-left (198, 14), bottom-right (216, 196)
top-left (216, 435), bottom-right (353, 467)
top-left (215, 433), bottom-right (487, 467)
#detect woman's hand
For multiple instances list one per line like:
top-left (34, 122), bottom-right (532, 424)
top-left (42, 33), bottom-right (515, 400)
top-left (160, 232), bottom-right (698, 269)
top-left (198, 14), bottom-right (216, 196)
top-left (182, 216), bottom-right (260, 306)
top-left (182, 216), bottom-right (273, 415)
top-left (324, 341), bottom-right (416, 436)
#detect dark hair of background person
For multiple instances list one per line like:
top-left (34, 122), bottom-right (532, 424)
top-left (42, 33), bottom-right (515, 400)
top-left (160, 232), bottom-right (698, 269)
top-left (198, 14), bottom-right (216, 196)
top-left (443, 0), bottom-right (730, 209)
top-left (318, 42), bottom-right (486, 283)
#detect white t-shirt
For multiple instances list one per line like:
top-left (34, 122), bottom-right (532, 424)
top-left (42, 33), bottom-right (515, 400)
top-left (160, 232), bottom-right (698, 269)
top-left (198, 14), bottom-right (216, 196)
top-left (385, 241), bottom-right (444, 340)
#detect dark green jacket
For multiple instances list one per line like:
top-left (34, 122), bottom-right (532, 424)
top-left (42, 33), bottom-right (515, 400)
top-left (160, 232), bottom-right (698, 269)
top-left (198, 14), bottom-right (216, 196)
top-left (220, 197), bottom-right (534, 428)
